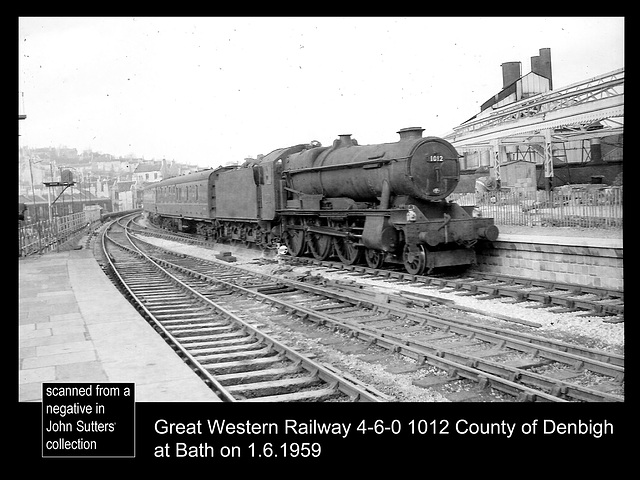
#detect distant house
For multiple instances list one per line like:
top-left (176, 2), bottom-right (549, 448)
top-left (111, 180), bottom-right (136, 212)
top-left (93, 153), bottom-right (121, 172)
top-left (134, 161), bottom-right (163, 184)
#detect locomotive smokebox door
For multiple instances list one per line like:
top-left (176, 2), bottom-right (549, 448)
top-left (362, 216), bottom-right (398, 252)
top-left (408, 142), bottom-right (460, 200)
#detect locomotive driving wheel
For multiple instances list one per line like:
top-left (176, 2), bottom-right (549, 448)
top-left (283, 222), bottom-right (306, 257)
top-left (334, 237), bottom-right (362, 265)
top-left (364, 248), bottom-right (385, 269)
top-left (403, 244), bottom-right (426, 275)
top-left (307, 232), bottom-right (334, 261)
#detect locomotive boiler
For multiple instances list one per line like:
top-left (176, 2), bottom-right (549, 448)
top-left (278, 127), bottom-right (499, 274)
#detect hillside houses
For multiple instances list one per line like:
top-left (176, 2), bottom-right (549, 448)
top-left (19, 146), bottom-right (201, 212)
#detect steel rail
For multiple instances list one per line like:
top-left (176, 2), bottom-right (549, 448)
top-left (126, 221), bottom-right (623, 401)
top-left (141, 237), bottom-right (621, 372)
top-left (108, 217), bottom-right (384, 402)
top-left (290, 256), bottom-right (624, 318)
top-left (276, 279), bottom-right (625, 378)
top-left (254, 285), bottom-right (623, 402)
top-left (130, 223), bottom-right (624, 370)
top-left (134, 203), bottom-right (624, 317)
top-left (132, 238), bottom-right (618, 402)
top-left (102, 218), bottom-right (238, 402)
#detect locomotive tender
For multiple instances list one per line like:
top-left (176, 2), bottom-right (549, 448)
top-left (143, 127), bottom-right (499, 275)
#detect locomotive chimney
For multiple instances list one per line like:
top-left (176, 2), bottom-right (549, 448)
top-left (501, 61), bottom-right (521, 88)
top-left (397, 127), bottom-right (425, 141)
top-left (338, 134), bottom-right (353, 146)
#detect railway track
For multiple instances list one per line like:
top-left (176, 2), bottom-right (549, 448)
top-left (115, 215), bottom-right (624, 402)
top-left (288, 258), bottom-right (624, 320)
top-left (100, 215), bottom-right (387, 402)
top-left (133, 219), bottom-right (624, 320)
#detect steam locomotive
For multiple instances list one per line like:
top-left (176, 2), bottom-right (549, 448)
top-left (142, 128), bottom-right (499, 275)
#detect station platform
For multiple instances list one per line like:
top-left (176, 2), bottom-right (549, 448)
top-left (18, 246), bottom-right (222, 403)
top-left (475, 228), bottom-right (623, 291)
top-left (495, 225), bottom-right (623, 249)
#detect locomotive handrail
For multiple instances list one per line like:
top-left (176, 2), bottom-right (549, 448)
top-left (285, 156), bottom-right (401, 175)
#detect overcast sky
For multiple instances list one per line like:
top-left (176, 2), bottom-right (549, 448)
top-left (18, 17), bottom-right (624, 168)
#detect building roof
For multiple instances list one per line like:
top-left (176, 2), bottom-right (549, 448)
top-left (480, 71), bottom-right (550, 113)
top-left (134, 162), bottom-right (162, 173)
top-left (19, 194), bottom-right (49, 204)
top-left (114, 181), bottom-right (136, 192)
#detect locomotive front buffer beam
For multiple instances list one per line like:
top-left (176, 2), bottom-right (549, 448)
top-left (388, 202), bottom-right (499, 247)
top-left (359, 204), bottom-right (499, 273)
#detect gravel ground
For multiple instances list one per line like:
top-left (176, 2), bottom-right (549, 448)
top-left (140, 233), bottom-right (624, 355)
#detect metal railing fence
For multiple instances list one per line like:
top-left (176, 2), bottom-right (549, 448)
top-left (19, 211), bottom-right (93, 256)
top-left (449, 187), bottom-right (623, 229)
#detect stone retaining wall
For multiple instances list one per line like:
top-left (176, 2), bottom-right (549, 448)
top-left (474, 240), bottom-right (623, 291)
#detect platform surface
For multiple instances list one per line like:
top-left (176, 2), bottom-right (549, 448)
top-left (498, 233), bottom-right (622, 248)
top-left (18, 247), bottom-right (221, 403)
top-left (495, 225), bottom-right (622, 249)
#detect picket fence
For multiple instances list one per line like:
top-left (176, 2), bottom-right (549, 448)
top-left (450, 187), bottom-right (623, 229)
